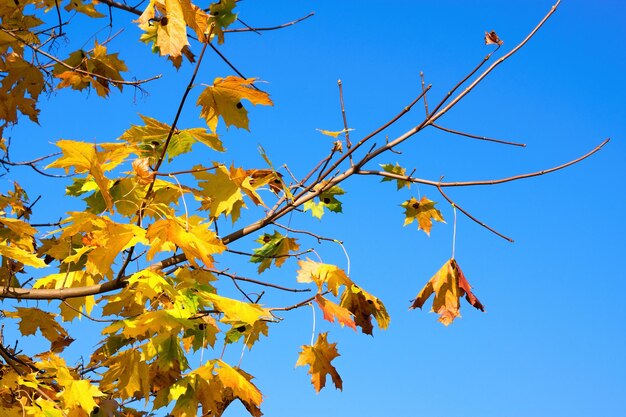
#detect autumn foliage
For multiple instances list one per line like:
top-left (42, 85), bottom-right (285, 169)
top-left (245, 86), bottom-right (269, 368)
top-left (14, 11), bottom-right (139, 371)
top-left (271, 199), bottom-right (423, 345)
top-left (0, 1), bottom-right (608, 416)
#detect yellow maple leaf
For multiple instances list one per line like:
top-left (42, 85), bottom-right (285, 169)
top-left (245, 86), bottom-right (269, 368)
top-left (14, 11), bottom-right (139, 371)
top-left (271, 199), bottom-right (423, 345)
top-left (203, 293), bottom-right (272, 326)
top-left (137, 0), bottom-right (209, 58)
top-left (296, 332), bottom-right (342, 392)
top-left (296, 259), bottom-right (352, 296)
top-left (100, 349), bottom-right (151, 400)
top-left (339, 284), bottom-right (390, 335)
top-left (410, 258), bottom-right (485, 325)
top-left (194, 164), bottom-right (263, 222)
top-left (3, 307), bottom-right (72, 349)
top-left (197, 76), bottom-right (273, 132)
top-left (0, 240), bottom-right (45, 267)
top-left (401, 196), bottom-right (445, 236)
top-left (59, 379), bottom-right (104, 412)
top-left (58, 212), bottom-right (147, 276)
top-left (146, 216), bottom-right (226, 268)
top-left (215, 360), bottom-right (263, 409)
top-left (46, 140), bottom-right (115, 211)
top-left (316, 128), bottom-right (353, 138)
top-left (0, 53), bottom-right (44, 126)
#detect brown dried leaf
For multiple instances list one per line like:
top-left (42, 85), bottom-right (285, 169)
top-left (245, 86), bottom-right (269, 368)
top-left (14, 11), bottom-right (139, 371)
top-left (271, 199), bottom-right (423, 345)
top-left (485, 30), bottom-right (503, 46)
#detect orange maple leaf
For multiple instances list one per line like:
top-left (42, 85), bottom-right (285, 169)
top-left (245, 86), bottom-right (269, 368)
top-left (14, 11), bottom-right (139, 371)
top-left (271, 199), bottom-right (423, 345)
top-left (410, 258), bottom-right (484, 325)
top-left (315, 294), bottom-right (356, 331)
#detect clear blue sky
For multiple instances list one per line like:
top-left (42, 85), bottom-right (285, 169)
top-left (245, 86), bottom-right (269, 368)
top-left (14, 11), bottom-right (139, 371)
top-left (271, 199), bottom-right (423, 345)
top-left (4, 1), bottom-right (626, 416)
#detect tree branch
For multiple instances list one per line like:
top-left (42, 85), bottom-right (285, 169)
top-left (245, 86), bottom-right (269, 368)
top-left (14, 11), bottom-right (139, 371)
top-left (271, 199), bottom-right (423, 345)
top-left (224, 12), bottom-right (315, 33)
top-left (358, 138), bottom-right (609, 188)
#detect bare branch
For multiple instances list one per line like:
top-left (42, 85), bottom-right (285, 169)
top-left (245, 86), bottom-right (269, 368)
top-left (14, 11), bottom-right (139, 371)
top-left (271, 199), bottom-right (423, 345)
top-left (432, 123), bottom-right (526, 147)
top-left (429, 1), bottom-right (561, 124)
top-left (337, 80), bottom-right (353, 156)
top-left (97, 0), bottom-right (142, 15)
top-left (436, 180), bottom-right (514, 242)
top-left (225, 12), bottom-right (315, 33)
top-left (358, 138), bottom-right (608, 188)
top-left (210, 269), bottom-right (311, 293)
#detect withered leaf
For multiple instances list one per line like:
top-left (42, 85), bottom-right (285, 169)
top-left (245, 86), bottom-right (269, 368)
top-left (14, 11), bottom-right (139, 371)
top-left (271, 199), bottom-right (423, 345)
top-left (485, 30), bottom-right (504, 46)
top-left (410, 258), bottom-right (484, 325)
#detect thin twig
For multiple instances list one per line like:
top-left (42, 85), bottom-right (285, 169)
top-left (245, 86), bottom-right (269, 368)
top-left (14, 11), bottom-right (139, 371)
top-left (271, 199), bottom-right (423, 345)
top-left (61, 301), bottom-right (116, 322)
top-left (337, 80), bottom-right (353, 160)
top-left (420, 71), bottom-right (430, 117)
top-left (0, 29), bottom-right (161, 87)
top-left (225, 12), bottom-right (315, 33)
top-left (210, 269), bottom-right (311, 293)
top-left (429, 1), bottom-right (561, 124)
top-left (357, 138), bottom-right (609, 188)
top-left (97, 0), bottom-right (141, 15)
top-left (273, 223), bottom-right (341, 243)
top-left (437, 179), bottom-right (514, 242)
top-left (432, 123), bottom-right (526, 147)
top-left (226, 248), bottom-right (313, 259)
top-left (208, 43), bottom-right (250, 82)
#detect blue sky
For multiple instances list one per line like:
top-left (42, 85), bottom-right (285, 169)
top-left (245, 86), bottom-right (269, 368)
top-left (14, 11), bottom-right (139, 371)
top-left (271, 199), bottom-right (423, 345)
top-left (3, 1), bottom-right (626, 416)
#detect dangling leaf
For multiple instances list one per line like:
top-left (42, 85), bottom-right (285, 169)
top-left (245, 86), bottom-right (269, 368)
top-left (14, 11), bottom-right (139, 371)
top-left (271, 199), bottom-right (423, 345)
top-left (297, 259), bottom-right (352, 296)
top-left (410, 258), bottom-right (485, 325)
top-left (401, 196), bottom-right (445, 236)
top-left (339, 284), bottom-right (390, 335)
top-left (296, 332), bottom-right (342, 392)
top-left (315, 294), bottom-right (356, 331)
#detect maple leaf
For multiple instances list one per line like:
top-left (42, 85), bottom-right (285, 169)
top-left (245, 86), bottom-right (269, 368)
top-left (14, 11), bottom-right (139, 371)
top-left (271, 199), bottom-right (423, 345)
top-left (203, 293), bottom-right (272, 326)
top-left (58, 212), bottom-right (147, 276)
top-left (120, 115), bottom-right (223, 162)
top-left (315, 294), bottom-right (356, 331)
top-left (410, 258), bottom-right (485, 325)
top-left (100, 348), bottom-right (152, 400)
top-left (247, 168), bottom-right (285, 194)
top-left (297, 259), bottom-right (353, 296)
top-left (0, 240), bottom-right (46, 268)
top-left (401, 196), bottom-right (445, 236)
top-left (380, 162), bottom-right (411, 190)
top-left (296, 332), bottom-right (342, 392)
top-left (59, 379), bottom-right (104, 413)
top-left (54, 43), bottom-right (127, 97)
top-left (316, 128), bottom-right (354, 138)
top-left (303, 184), bottom-right (345, 219)
top-left (339, 284), bottom-right (390, 335)
top-left (196, 76), bottom-right (273, 132)
top-left (215, 360), bottom-right (262, 409)
top-left (250, 230), bottom-right (300, 273)
top-left (0, 53), bottom-right (45, 126)
top-left (137, 0), bottom-right (210, 59)
top-left (208, 0), bottom-right (237, 44)
top-left (64, 0), bottom-right (105, 18)
top-left (3, 307), bottom-right (72, 350)
top-left (146, 216), bottom-right (226, 268)
top-left (193, 164), bottom-right (263, 222)
top-left (47, 140), bottom-right (118, 211)
top-left (159, 7), bottom-right (189, 58)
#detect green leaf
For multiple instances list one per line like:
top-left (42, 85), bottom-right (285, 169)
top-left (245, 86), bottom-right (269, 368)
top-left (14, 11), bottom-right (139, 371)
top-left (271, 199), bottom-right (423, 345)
top-left (303, 185), bottom-right (345, 219)
top-left (250, 230), bottom-right (300, 273)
